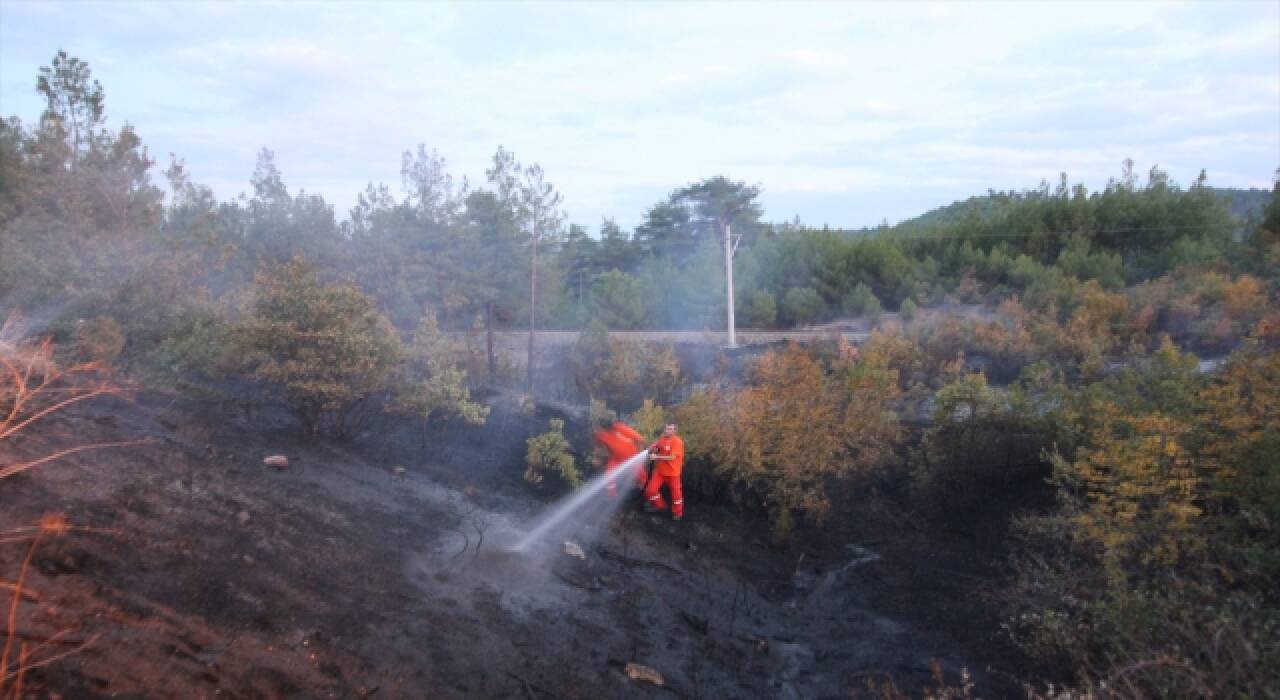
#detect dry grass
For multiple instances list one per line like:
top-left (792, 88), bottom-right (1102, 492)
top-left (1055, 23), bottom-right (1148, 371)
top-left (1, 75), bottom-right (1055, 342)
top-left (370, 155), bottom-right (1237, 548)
top-left (0, 519), bottom-right (102, 699)
top-left (1, 314), bottom-right (142, 477)
top-left (0, 313), bottom-right (136, 697)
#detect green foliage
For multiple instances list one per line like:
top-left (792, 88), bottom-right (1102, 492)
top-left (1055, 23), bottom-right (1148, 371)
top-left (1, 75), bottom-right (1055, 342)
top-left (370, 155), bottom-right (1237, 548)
top-left (5, 53), bottom-right (1267, 361)
top-left (781, 286), bottom-right (822, 325)
top-left (898, 297), bottom-right (918, 320)
top-left (390, 311), bottom-right (489, 428)
top-left (743, 289), bottom-right (777, 328)
top-left (1054, 235), bottom-right (1124, 288)
top-left (1, 53), bottom-right (163, 308)
top-left (912, 371), bottom-right (1059, 512)
top-left (1245, 182), bottom-right (1280, 279)
top-left (37, 50), bottom-right (104, 154)
top-left (145, 307), bottom-right (235, 393)
top-left (524, 418), bottom-right (580, 487)
top-left (842, 282), bottom-right (882, 317)
top-left (1196, 339), bottom-right (1280, 582)
top-left (1004, 337), bottom-right (1280, 696)
top-left (235, 259), bottom-right (402, 436)
top-left (588, 269), bottom-right (647, 329)
top-left (630, 399), bottom-right (665, 442)
top-left (567, 320), bottom-right (682, 409)
top-left (668, 176), bottom-right (764, 249)
top-left (587, 397), bottom-right (613, 427)
top-left (243, 149), bottom-right (342, 269)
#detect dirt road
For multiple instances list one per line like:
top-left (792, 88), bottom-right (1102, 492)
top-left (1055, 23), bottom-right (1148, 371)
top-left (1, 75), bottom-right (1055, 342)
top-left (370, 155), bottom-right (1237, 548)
top-left (476, 306), bottom-right (1000, 367)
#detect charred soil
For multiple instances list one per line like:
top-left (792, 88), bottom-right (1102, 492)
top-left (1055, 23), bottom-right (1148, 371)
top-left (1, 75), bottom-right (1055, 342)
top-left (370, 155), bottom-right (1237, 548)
top-left (2, 392), bottom-right (1023, 699)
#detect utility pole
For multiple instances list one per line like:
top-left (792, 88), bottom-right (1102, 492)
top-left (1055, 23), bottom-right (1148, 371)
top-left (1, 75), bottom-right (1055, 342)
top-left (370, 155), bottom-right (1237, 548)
top-left (527, 201), bottom-right (538, 394)
top-left (724, 221), bottom-right (736, 348)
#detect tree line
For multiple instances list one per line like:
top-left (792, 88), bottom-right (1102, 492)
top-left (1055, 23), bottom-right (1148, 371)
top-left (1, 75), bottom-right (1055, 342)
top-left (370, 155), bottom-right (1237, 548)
top-left (6, 54), bottom-right (1270, 341)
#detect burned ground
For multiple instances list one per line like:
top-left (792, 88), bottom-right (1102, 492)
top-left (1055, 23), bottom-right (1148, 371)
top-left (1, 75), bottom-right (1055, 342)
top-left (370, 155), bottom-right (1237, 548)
top-left (2, 390), bottom-right (1025, 699)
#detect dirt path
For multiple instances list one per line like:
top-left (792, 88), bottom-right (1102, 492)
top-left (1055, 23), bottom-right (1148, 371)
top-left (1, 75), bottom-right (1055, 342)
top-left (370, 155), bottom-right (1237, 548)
top-left (1, 392), bottom-right (1013, 698)
top-left (476, 304), bottom-right (1003, 370)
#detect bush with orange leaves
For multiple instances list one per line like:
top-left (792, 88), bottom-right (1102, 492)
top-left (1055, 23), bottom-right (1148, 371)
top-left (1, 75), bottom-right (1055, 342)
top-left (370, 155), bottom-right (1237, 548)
top-left (1126, 266), bottom-right (1273, 354)
top-left (677, 341), bottom-right (901, 541)
top-left (1056, 282), bottom-right (1137, 378)
top-left (1003, 325), bottom-right (1280, 697)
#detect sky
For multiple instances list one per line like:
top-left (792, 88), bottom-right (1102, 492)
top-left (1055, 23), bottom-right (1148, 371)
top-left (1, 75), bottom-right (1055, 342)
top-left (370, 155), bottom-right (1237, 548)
top-left (2, 1), bottom-right (1277, 232)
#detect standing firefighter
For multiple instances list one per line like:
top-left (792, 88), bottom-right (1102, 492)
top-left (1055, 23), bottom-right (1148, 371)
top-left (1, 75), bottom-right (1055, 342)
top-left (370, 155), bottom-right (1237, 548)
top-left (644, 423), bottom-right (686, 520)
top-left (595, 417), bottom-right (649, 497)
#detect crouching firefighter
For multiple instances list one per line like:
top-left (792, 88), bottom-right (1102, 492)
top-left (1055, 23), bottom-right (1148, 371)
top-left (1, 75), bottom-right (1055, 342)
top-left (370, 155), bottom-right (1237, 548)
top-left (594, 416), bottom-right (649, 498)
top-left (644, 423), bottom-right (685, 521)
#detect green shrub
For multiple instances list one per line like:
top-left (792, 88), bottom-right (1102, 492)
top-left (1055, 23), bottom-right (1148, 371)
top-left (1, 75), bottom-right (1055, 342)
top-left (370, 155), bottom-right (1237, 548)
top-left (631, 398), bottom-right (665, 442)
top-left (1055, 235), bottom-right (1125, 289)
top-left (390, 311), bottom-right (489, 430)
top-left (145, 308), bottom-right (235, 393)
top-left (235, 259), bottom-right (402, 437)
top-left (525, 418), bottom-right (580, 487)
top-left (1003, 342), bottom-right (1280, 698)
top-left (898, 297), bottom-right (918, 321)
top-left (568, 324), bottom-right (682, 409)
top-left (781, 286), bottom-right (822, 325)
top-left (743, 289), bottom-right (777, 327)
top-left (843, 282), bottom-right (882, 317)
top-left (912, 371), bottom-right (1058, 513)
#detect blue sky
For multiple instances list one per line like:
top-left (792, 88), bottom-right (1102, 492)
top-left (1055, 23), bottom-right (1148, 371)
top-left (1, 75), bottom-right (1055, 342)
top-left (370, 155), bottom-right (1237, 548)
top-left (2, 1), bottom-right (1277, 232)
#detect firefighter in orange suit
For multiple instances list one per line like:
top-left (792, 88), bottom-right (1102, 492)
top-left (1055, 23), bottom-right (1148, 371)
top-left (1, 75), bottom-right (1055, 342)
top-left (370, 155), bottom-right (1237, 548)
top-left (594, 417), bottom-right (649, 497)
top-left (644, 423), bottom-right (685, 520)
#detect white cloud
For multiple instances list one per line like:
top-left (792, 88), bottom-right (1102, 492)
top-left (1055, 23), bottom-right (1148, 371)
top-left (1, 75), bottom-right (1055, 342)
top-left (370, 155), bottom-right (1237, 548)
top-left (1, 1), bottom-right (1276, 230)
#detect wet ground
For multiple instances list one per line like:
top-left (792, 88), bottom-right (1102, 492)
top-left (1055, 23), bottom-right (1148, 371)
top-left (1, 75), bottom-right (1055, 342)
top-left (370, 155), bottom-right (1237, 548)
top-left (1, 390), bottom-right (1022, 698)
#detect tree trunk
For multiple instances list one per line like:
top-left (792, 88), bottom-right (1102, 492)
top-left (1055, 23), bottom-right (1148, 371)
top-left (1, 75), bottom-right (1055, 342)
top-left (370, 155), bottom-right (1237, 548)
top-left (486, 301), bottom-right (496, 382)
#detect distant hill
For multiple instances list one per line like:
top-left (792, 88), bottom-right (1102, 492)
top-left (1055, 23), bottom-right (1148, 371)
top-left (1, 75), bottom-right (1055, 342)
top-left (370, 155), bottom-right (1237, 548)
top-left (893, 194), bottom-right (1006, 232)
top-left (889, 186), bottom-right (1273, 235)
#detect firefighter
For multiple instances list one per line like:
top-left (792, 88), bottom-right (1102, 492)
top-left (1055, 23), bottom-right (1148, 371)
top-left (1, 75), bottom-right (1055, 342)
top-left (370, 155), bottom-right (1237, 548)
top-left (594, 416), bottom-right (649, 497)
top-left (644, 423), bottom-right (685, 520)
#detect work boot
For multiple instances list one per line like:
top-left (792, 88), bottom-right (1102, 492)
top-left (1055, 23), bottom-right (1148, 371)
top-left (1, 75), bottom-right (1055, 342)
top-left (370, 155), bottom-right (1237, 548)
top-left (644, 502), bottom-right (659, 513)
top-left (672, 513), bottom-right (683, 521)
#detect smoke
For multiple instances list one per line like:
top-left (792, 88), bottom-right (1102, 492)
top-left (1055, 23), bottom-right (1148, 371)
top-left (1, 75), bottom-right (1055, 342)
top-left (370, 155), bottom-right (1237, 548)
top-left (0, 305), bottom-right (77, 346)
top-left (512, 450), bottom-right (650, 554)
top-left (397, 451), bottom-right (654, 620)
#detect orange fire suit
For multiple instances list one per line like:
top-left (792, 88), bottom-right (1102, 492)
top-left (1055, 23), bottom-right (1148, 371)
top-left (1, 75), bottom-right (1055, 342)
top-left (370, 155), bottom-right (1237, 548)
top-left (594, 421), bottom-right (648, 496)
top-left (644, 434), bottom-right (685, 517)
